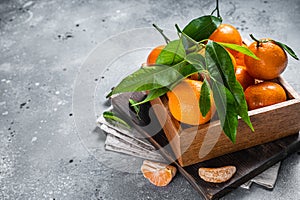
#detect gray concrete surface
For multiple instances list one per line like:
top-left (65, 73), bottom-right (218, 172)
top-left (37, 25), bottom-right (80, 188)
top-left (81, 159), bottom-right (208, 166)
top-left (0, 0), bottom-right (299, 199)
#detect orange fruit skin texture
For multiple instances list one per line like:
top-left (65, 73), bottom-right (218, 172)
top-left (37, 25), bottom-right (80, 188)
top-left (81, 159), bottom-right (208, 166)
top-left (229, 51), bottom-right (237, 70)
top-left (167, 79), bottom-right (216, 125)
top-left (146, 45), bottom-right (165, 65)
top-left (234, 44), bottom-right (248, 66)
top-left (209, 24), bottom-right (243, 56)
top-left (244, 41), bottom-right (288, 80)
top-left (141, 160), bottom-right (177, 187)
top-left (235, 65), bottom-right (255, 91)
top-left (245, 81), bottom-right (287, 110)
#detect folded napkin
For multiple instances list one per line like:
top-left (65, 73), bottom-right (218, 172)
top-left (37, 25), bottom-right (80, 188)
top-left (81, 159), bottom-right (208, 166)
top-left (97, 107), bottom-right (280, 190)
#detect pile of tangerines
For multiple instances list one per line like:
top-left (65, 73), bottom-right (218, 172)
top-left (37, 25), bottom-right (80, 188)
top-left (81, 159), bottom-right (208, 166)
top-left (146, 23), bottom-right (290, 126)
top-left (140, 23), bottom-right (295, 187)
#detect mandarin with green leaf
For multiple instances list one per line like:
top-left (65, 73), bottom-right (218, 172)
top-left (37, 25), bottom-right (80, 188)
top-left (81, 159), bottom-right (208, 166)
top-left (244, 39), bottom-right (287, 80)
top-left (146, 45), bottom-right (165, 65)
top-left (209, 24), bottom-right (243, 56)
top-left (167, 79), bottom-right (215, 125)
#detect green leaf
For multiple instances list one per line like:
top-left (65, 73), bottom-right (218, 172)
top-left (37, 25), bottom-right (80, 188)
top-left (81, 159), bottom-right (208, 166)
top-left (110, 63), bottom-right (185, 96)
top-left (199, 79), bottom-right (211, 117)
top-left (130, 87), bottom-right (169, 106)
top-left (103, 111), bottom-right (131, 129)
top-left (177, 63), bottom-right (199, 77)
top-left (217, 42), bottom-right (259, 60)
top-left (211, 80), bottom-right (238, 143)
top-left (180, 31), bottom-right (202, 53)
top-left (205, 40), bottom-right (236, 86)
top-left (273, 40), bottom-right (299, 60)
top-left (129, 99), bottom-right (141, 119)
top-left (185, 53), bottom-right (206, 71)
top-left (156, 39), bottom-right (186, 65)
top-left (183, 15), bottom-right (222, 42)
top-left (231, 81), bottom-right (254, 131)
top-left (206, 41), bottom-right (253, 132)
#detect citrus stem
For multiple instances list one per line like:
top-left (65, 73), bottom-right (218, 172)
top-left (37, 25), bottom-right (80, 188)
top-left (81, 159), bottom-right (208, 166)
top-left (175, 24), bottom-right (182, 33)
top-left (249, 34), bottom-right (260, 48)
top-left (211, 0), bottom-right (221, 18)
top-left (152, 24), bottom-right (171, 44)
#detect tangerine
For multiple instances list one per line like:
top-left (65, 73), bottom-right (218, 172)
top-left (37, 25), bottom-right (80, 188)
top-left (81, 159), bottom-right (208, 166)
top-left (244, 81), bottom-right (287, 110)
top-left (244, 39), bottom-right (288, 80)
top-left (146, 45), bottom-right (165, 65)
top-left (209, 24), bottom-right (243, 56)
top-left (167, 79), bottom-right (215, 125)
top-left (235, 65), bottom-right (255, 91)
top-left (141, 160), bottom-right (177, 187)
top-left (234, 44), bottom-right (248, 66)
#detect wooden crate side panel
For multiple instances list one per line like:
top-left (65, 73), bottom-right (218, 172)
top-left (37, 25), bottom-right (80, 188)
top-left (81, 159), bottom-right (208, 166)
top-left (178, 100), bottom-right (300, 166)
top-left (150, 96), bottom-right (184, 164)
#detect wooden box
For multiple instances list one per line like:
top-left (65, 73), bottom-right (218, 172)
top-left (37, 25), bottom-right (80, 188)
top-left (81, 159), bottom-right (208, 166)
top-left (150, 76), bottom-right (300, 167)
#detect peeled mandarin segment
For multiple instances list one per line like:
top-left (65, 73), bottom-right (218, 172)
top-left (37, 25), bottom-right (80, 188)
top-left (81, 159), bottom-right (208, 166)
top-left (244, 82), bottom-right (287, 110)
top-left (244, 41), bottom-right (288, 80)
top-left (198, 166), bottom-right (236, 183)
top-left (146, 45), bottom-right (165, 65)
top-left (141, 160), bottom-right (177, 187)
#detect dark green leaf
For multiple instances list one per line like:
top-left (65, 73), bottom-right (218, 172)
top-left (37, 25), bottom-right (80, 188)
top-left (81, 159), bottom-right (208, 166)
top-left (206, 41), bottom-right (253, 131)
top-left (103, 111), bottom-right (130, 129)
top-left (183, 15), bottom-right (222, 42)
top-left (129, 99), bottom-right (141, 119)
top-left (177, 63), bottom-right (199, 77)
top-left (273, 40), bottom-right (299, 60)
top-left (217, 42), bottom-right (259, 60)
top-left (130, 87), bottom-right (169, 106)
top-left (199, 79), bottom-right (211, 117)
top-left (211, 80), bottom-right (238, 143)
top-left (180, 31), bottom-right (202, 53)
top-left (230, 81), bottom-right (254, 131)
top-left (110, 62), bottom-right (185, 96)
top-left (156, 39), bottom-right (186, 65)
top-left (185, 52), bottom-right (206, 71)
top-left (206, 40), bottom-right (236, 86)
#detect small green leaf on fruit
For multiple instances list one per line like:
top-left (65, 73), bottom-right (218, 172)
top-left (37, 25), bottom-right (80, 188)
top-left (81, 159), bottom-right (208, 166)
top-left (217, 42), bottom-right (259, 60)
top-left (273, 40), bottom-right (299, 60)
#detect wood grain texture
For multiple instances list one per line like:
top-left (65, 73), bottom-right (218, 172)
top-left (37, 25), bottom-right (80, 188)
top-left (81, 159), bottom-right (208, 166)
top-left (150, 76), bottom-right (300, 166)
top-left (112, 92), bottom-right (300, 200)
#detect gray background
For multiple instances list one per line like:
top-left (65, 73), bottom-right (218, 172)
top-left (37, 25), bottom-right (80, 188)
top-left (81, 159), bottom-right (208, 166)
top-left (0, 0), bottom-right (299, 199)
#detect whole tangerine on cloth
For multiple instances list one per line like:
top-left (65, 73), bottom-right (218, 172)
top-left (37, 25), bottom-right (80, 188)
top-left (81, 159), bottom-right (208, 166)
top-left (209, 24), bottom-right (243, 56)
top-left (146, 45), bottom-right (165, 65)
top-left (244, 81), bottom-right (287, 110)
top-left (141, 160), bottom-right (177, 187)
top-left (244, 39), bottom-right (288, 80)
top-left (167, 79), bottom-right (216, 125)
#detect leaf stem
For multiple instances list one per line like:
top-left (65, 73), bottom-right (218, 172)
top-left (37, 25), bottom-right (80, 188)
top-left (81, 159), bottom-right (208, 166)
top-left (152, 24), bottom-right (171, 44)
